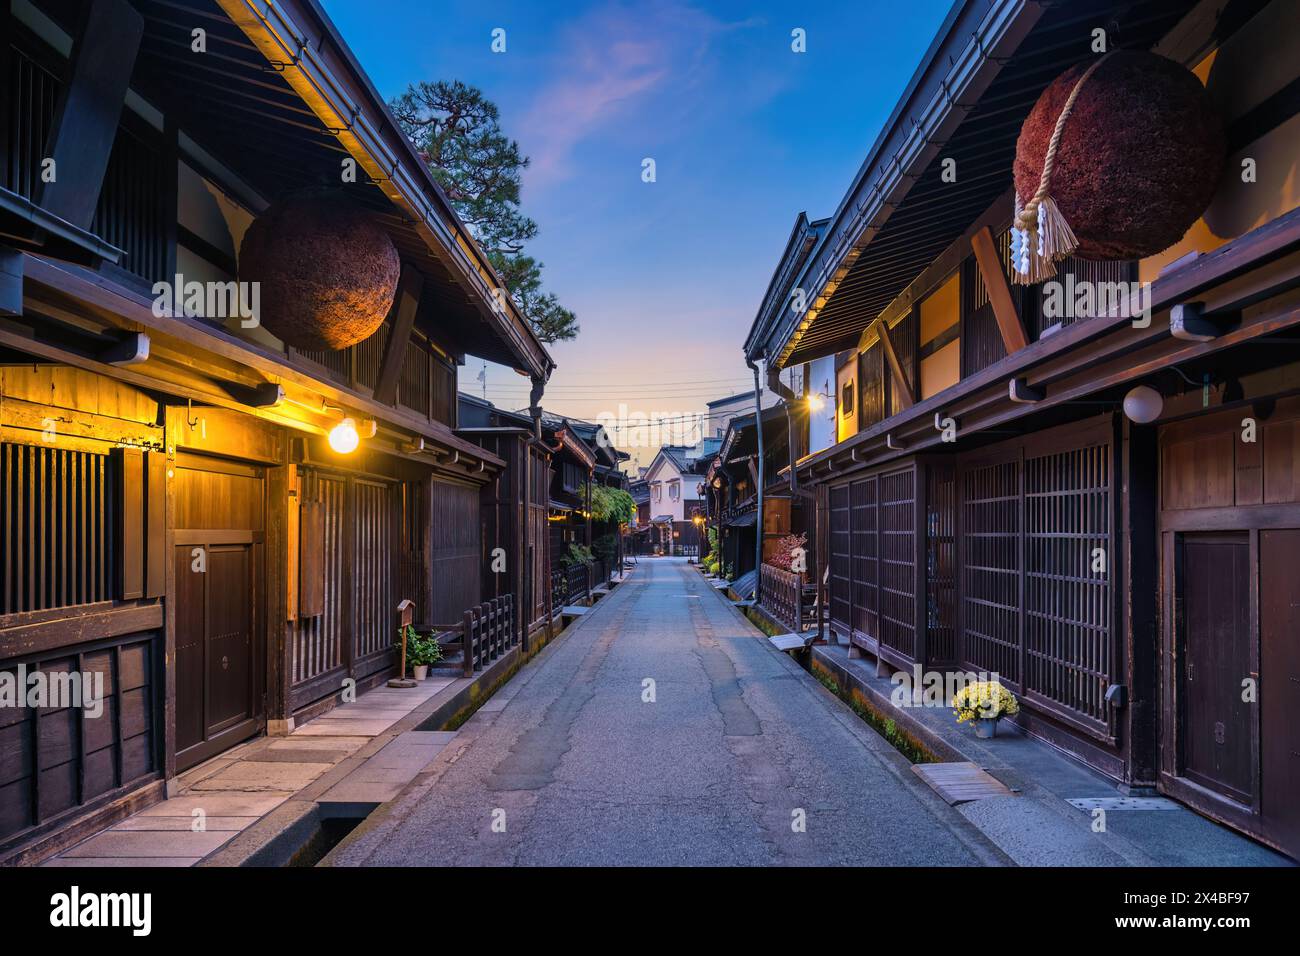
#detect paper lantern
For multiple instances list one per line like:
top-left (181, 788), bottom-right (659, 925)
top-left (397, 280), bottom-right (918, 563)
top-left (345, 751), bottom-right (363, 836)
top-left (238, 194), bottom-right (400, 351)
top-left (1010, 51), bottom-right (1225, 283)
top-left (1123, 385), bottom-right (1164, 424)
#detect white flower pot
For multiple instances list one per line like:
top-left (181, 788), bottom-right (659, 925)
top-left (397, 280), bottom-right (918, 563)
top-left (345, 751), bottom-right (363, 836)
top-left (413, 665), bottom-right (429, 681)
top-left (974, 717), bottom-right (999, 739)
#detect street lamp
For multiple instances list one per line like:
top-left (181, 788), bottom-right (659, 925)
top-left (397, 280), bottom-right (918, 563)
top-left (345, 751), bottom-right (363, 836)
top-left (692, 513), bottom-right (704, 564)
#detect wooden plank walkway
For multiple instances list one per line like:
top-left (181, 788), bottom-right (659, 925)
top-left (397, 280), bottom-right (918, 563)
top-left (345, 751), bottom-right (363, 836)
top-left (911, 762), bottom-right (1016, 805)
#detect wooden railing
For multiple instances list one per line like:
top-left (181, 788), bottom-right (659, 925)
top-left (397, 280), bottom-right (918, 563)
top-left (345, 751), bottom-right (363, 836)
top-left (566, 562), bottom-right (590, 604)
top-left (463, 595), bottom-right (515, 677)
top-left (760, 563), bottom-right (816, 635)
top-left (550, 567), bottom-right (567, 608)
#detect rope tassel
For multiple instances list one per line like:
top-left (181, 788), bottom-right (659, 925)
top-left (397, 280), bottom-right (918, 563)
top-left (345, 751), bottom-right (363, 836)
top-left (1011, 54), bottom-right (1109, 285)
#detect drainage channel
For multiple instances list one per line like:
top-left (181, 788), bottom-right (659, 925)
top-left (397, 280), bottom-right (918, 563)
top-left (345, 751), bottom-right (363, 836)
top-left (286, 815), bottom-right (365, 867)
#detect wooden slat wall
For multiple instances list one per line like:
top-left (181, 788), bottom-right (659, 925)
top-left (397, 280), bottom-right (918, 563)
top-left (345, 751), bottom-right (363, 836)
top-left (91, 122), bottom-right (166, 283)
top-left (858, 343), bottom-right (886, 430)
top-left (397, 340), bottom-right (431, 419)
top-left (290, 473), bottom-right (345, 687)
top-left (6, 43), bottom-right (165, 284)
top-left (1, 443), bottom-right (113, 615)
top-left (399, 479), bottom-right (427, 623)
top-left (353, 319), bottom-right (390, 394)
top-left (431, 356), bottom-right (456, 428)
top-left (887, 311), bottom-right (917, 418)
top-left (5, 42), bottom-right (58, 201)
top-left (352, 479), bottom-right (395, 674)
top-left (429, 479), bottom-right (480, 626)
top-left (961, 249), bottom-right (1009, 377)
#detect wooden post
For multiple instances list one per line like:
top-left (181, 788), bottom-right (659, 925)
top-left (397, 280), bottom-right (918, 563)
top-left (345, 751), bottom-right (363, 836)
top-left (877, 319), bottom-right (915, 410)
top-left (387, 598), bottom-right (416, 688)
top-left (463, 607), bottom-right (475, 678)
top-left (372, 265), bottom-right (424, 406)
top-left (36, 0), bottom-right (144, 230)
top-left (971, 226), bottom-right (1029, 354)
top-left (1122, 416), bottom-right (1160, 788)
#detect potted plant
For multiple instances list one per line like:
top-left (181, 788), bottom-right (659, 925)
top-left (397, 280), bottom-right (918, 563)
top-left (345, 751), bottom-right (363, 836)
top-left (951, 680), bottom-right (1019, 738)
top-left (401, 625), bottom-right (442, 680)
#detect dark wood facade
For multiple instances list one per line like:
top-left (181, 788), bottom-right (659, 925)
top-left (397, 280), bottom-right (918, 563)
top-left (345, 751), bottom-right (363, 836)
top-left (744, 0), bottom-right (1300, 858)
top-left (0, 0), bottom-right (553, 860)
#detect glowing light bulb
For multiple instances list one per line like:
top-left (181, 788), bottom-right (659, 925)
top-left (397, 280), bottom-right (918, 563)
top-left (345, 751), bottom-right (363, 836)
top-left (329, 417), bottom-right (360, 454)
top-left (808, 393), bottom-right (825, 412)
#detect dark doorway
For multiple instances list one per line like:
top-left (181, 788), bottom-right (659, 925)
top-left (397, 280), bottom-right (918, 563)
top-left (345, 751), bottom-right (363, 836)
top-left (1177, 532), bottom-right (1254, 805)
top-left (174, 456), bottom-right (264, 771)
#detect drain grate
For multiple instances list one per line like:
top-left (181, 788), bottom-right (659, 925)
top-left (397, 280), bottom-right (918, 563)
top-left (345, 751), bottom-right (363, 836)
top-left (912, 761), bottom-right (1016, 805)
top-left (1066, 796), bottom-right (1182, 811)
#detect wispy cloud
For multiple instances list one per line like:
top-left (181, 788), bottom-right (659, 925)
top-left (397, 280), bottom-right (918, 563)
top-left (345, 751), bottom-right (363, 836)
top-left (517, 1), bottom-right (760, 187)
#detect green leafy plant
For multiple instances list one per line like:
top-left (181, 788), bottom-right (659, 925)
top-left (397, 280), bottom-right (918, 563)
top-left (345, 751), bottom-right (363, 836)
top-left (399, 625), bottom-right (443, 669)
top-left (560, 543), bottom-right (595, 568)
top-left (592, 532), bottom-right (619, 564)
top-left (589, 484), bottom-right (636, 525)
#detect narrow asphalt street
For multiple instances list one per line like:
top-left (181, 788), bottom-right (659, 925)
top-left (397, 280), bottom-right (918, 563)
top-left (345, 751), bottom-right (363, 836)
top-left (328, 558), bottom-right (1007, 866)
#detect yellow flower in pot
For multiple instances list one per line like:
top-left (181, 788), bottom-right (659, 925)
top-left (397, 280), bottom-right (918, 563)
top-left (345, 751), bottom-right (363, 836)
top-left (951, 681), bottom-right (1020, 739)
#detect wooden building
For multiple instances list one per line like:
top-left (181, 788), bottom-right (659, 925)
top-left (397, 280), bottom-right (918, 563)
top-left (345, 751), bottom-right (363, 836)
top-left (705, 405), bottom-right (800, 591)
top-left (745, 0), bottom-right (1300, 858)
top-left (0, 0), bottom-right (554, 860)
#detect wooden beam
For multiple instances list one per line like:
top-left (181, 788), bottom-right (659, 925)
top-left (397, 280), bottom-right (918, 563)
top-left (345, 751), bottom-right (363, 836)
top-left (36, 0), bottom-right (144, 230)
top-left (0, 249), bottom-right (21, 316)
top-left (971, 225), bottom-right (1028, 354)
top-left (876, 318), bottom-right (915, 410)
top-left (372, 265), bottom-right (424, 406)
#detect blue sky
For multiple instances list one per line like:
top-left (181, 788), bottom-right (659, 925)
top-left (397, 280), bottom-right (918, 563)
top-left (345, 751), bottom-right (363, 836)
top-left (321, 0), bottom-right (951, 465)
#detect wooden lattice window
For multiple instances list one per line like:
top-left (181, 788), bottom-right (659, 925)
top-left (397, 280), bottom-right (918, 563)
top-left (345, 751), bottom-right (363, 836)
top-left (878, 467), bottom-right (916, 659)
top-left (1, 443), bottom-right (115, 615)
top-left (1024, 443), bottom-right (1112, 727)
top-left (926, 463), bottom-right (957, 666)
top-left (828, 483), bottom-right (851, 634)
top-left (960, 458), bottom-right (1021, 685)
top-left (850, 476), bottom-right (878, 641)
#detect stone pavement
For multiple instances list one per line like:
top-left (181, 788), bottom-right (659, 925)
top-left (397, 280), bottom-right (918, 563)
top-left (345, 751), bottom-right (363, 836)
top-left (811, 642), bottom-right (1293, 867)
top-left (326, 557), bottom-right (1009, 866)
top-left (43, 675), bottom-right (455, 866)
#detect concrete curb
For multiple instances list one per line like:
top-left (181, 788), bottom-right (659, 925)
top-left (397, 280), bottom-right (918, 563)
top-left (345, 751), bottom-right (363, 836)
top-left (807, 646), bottom-right (969, 764)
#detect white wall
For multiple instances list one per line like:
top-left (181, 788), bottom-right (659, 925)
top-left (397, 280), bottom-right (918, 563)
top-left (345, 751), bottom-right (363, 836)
top-left (644, 454), bottom-right (705, 522)
top-left (806, 355), bottom-right (837, 454)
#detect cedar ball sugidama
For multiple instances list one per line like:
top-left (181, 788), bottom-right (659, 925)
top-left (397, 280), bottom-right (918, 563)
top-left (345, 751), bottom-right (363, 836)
top-left (238, 195), bottom-right (401, 351)
top-left (1014, 51), bottom-right (1225, 262)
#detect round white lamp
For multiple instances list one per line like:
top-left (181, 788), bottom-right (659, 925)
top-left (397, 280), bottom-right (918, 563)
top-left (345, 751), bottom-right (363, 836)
top-left (328, 417), bottom-right (361, 454)
top-left (1122, 385), bottom-right (1163, 424)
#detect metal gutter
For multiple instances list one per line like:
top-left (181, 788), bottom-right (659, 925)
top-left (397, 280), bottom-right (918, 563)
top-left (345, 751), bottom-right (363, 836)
top-left (214, 0), bottom-right (555, 381)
